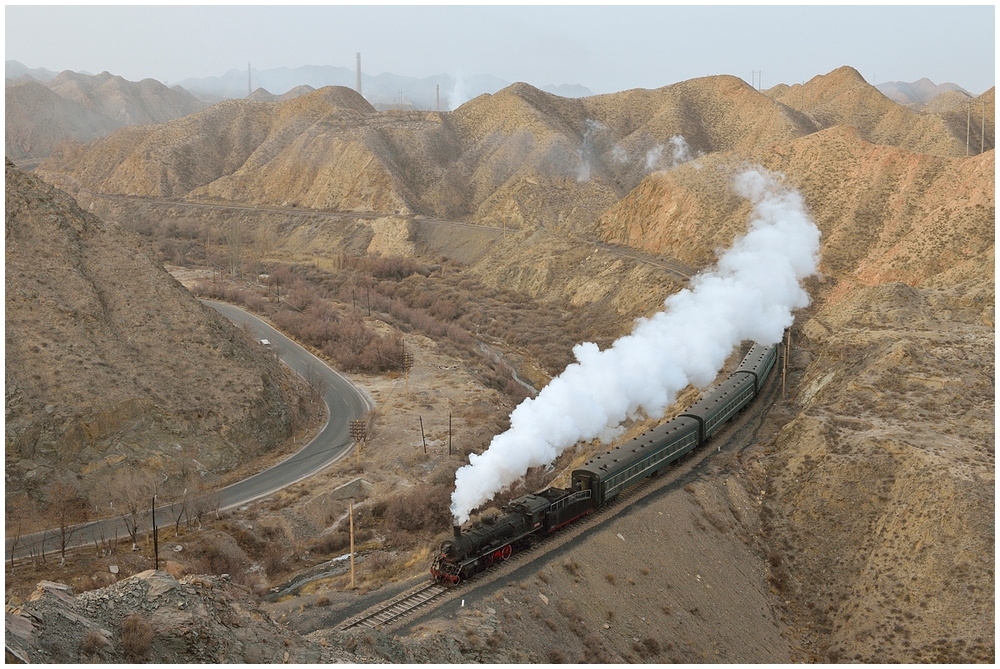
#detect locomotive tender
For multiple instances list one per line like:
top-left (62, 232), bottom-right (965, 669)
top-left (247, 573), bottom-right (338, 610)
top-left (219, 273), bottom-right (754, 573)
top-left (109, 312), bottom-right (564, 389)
top-left (431, 342), bottom-right (778, 584)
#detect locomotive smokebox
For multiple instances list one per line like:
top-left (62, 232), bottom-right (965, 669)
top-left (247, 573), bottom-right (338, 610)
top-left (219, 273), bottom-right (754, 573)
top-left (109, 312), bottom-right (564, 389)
top-left (453, 525), bottom-right (462, 540)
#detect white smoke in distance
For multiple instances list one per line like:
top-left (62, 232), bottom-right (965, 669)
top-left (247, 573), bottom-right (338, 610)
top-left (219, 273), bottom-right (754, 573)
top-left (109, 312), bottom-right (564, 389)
top-left (576, 119), bottom-right (607, 183)
top-left (449, 74), bottom-right (469, 111)
top-left (646, 135), bottom-right (700, 172)
top-left (450, 167), bottom-right (821, 525)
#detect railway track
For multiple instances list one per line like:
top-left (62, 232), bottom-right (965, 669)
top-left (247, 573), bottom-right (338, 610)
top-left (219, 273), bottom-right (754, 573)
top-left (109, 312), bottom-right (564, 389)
top-left (333, 461), bottom-right (699, 633)
top-left (337, 581), bottom-right (449, 631)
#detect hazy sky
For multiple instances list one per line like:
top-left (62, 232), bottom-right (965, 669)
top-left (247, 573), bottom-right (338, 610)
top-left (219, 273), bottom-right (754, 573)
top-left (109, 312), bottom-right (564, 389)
top-left (5, 4), bottom-right (995, 95)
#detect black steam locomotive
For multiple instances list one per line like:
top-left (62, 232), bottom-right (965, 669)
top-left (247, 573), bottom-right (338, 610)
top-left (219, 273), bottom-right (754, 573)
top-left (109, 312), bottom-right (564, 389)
top-left (431, 342), bottom-right (778, 584)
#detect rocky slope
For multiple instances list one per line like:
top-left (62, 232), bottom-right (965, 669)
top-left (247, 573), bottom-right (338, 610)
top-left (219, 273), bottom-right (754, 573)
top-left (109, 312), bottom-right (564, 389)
top-left (4, 572), bottom-right (356, 663)
top-left (5, 161), bottom-right (308, 506)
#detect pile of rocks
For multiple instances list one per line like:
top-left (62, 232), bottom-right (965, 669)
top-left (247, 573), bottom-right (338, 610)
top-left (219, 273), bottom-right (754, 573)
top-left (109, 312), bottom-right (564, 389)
top-left (5, 570), bottom-right (357, 663)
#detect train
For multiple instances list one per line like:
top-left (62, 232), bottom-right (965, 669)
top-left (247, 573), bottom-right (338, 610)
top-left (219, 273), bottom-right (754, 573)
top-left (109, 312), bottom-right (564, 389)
top-left (431, 342), bottom-right (778, 584)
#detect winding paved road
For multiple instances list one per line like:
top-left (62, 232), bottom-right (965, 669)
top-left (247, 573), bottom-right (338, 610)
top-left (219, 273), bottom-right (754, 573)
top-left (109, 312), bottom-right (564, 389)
top-left (6, 302), bottom-right (372, 563)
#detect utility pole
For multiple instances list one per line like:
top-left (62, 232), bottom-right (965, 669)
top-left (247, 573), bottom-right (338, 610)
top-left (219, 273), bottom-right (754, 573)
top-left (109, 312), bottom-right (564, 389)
top-left (152, 496), bottom-right (159, 571)
top-left (982, 99), bottom-right (986, 155)
top-left (402, 341), bottom-right (415, 395)
top-left (248, 62), bottom-right (252, 97)
top-left (419, 416), bottom-right (427, 454)
top-left (350, 419), bottom-right (367, 466)
top-left (449, 412), bottom-right (453, 455)
top-left (348, 502), bottom-right (356, 589)
top-left (967, 102), bottom-right (971, 156)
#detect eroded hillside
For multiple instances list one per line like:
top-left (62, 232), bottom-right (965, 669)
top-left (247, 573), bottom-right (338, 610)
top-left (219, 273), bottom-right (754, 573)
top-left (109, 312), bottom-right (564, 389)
top-left (17, 65), bottom-right (996, 663)
top-left (36, 69), bottom-right (991, 236)
top-left (5, 161), bottom-right (312, 509)
top-left (6, 70), bottom-right (205, 168)
top-left (594, 129), bottom-right (994, 660)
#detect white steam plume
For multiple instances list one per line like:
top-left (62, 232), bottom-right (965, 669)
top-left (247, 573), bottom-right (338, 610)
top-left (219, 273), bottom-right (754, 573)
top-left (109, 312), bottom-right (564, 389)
top-left (646, 135), bottom-right (700, 172)
top-left (449, 74), bottom-right (469, 111)
top-left (450, 167), bottom-right (821, 524)
top-left (576, 119), bottom-right (606, 182)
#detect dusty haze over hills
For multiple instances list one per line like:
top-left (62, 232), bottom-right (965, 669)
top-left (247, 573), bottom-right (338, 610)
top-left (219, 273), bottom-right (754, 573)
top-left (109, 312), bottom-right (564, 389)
top-left (9, 62), bottom-right (995, 662)
top-left (6, 68), bottom-right (205, 168)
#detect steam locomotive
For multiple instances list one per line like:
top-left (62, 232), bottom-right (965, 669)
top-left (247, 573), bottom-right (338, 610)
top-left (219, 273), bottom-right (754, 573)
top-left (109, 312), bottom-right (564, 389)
top-left (431, 342), bottom-right (778, 584)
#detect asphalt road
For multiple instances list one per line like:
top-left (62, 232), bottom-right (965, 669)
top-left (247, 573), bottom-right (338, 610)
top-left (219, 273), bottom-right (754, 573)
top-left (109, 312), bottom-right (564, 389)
top-left (6, 302), bottom-right (372, 563)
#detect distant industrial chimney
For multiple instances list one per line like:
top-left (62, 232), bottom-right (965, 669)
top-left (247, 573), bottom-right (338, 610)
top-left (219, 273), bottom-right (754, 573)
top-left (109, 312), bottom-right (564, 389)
top-left (355, 52), bottom-right (362, 95)
top-left (436, 84), bottom-right (440, 111)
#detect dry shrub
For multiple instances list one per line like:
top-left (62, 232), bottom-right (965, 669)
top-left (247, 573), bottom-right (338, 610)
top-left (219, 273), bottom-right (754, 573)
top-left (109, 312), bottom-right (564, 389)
top-left (548, 649), bottom-right (567, 663)
top-left (264, 541), bottom-right (287, 577)
top-left (310, 531), bottom-right (350, 555)
top-left (633, 637), bottom-right (662, 658)
top-left (120, 614), bottom-right (154, 661)
top-left (366, 550), bottom-right (394, 572)
top-left (315, 595), bottom-right (331, 607)
top-left (79, 629), bottom-right (108, 657)
top-left (605, 573), bottom-right (616, 586)
top-left (195, 538), bottom-right (247, 582)
top-left (583, 635), bottom-right (613, 663)
top-left (384, 486), bottom-right (453, 535)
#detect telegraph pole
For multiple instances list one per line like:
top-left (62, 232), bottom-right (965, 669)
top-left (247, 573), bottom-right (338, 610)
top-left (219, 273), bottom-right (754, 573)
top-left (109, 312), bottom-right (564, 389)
top-left (350, 419), bottom-right (367, 466)
top-left (403, 342), bottom-right (415, 395)
top-left (967, 102), bottom-right (971, 156)
top-left (152, 496), bottom-right (159, 570)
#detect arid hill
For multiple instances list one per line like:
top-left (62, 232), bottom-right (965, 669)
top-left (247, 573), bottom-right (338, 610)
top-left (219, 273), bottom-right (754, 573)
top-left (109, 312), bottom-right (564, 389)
top-left (876, 77), bottom-right (973, 106)
top-left (19, 64), bottom-right (996, 663)
top-left (768, 67), bottom-right (992, 157)
top-left (5, 79), bottom-right (117, 167)
top-left (37, 68), bottom-right (990, 236)
top-left (6, 70), bottom-right (205, 168)
top-left (599, 125), bottom-right (993, 287)
top-left (596, 130), bottom-right (993, 660)
top-left (248, 85), bottom-right (317, 102)
top-left (4, 161), bottom-right (310, 507)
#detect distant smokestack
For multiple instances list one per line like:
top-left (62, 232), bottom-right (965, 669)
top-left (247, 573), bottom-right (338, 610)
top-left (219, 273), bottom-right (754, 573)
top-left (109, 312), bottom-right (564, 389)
top-left (356, 52), bottom-right (362, 95)
top-left (436, 84), bottom-right (440, 112)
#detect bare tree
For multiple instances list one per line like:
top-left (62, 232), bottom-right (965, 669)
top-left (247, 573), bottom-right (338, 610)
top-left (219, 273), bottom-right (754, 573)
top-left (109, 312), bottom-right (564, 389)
top-left (6, 492), bottom-right (31, 574)
top-left (110, 469), bottom-right (157, 551)
top-left (44, 477), bottom-right (90, 563)
top-left (227, 216), bottom-right (244, 278)
top-left (305, 363), bottom-right (327, 404)
top-left (171, 488), bottom-right (189, 538)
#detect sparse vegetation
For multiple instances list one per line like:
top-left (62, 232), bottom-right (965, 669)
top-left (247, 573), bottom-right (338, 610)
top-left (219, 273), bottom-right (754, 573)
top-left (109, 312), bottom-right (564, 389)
top-left (79, 630), bottom-right (108, 658)
top-left (120, 614), bottom-right (154, 661)
top-left (6, 64), bottom-right (994, 665)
